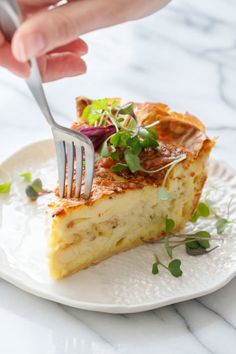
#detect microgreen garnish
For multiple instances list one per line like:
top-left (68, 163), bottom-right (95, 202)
top-left (118, 103), bottom-right (135, 116)
top-left (214, 197), bottom-right (233, 234)
top-left (164, 237), bottom-right (173, 259)
top-left (141, 154), bottom-right (186, 174)
top-left (216, 218), bottom-right (230, 235)
top-left (0, 169), bottom-right (11, 194)
top-left (25, 178), bottom-right (49, 201)
top-left (80, 98), bottom-right (188, 175)
top-left (31, 178), bottom-right (43, 193)
top-left (80, 98), bottom-right (164, 174)
top-left (152, 262), bottom-right (159, 275)
top-left (168, 259), bottom-right (183, 277)
top-left (0, 182), bottom-right (11, 193)
top-left (191, 202), bottom-right (210, 223)
top-left (157, 154), bottom-right (186, 201)
top-left (151, 212), bottom-right (220, 278)
top-left (192, 194), bottom-right (234, 236)
top-left (185, 231), bottom-right (211, 255)
top-left (111, 163), bottom-right (128, 172)
top-left (26, 185), bottom-right (39, 201)
top-left (124, 149), bottom-right (141, 173)
top-left (152, 254), bottom-right (183, 278)
top-left (158, 187), bottom-right (172, 201)
top-left (20, 172), bottom-right (32, 183)
top-left (166, 218), bottom-right (175, 233)
top-left (82, 98), bottom-right (110, 125)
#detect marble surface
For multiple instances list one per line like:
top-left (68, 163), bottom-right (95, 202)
top-left (0, 0), bottom-right (236, 353)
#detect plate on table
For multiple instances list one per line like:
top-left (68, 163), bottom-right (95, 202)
top-left (0, 139), bottom-right (236, 314)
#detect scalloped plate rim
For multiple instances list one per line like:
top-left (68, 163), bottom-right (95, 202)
top-left (0, 139), bottom-right (236, 314)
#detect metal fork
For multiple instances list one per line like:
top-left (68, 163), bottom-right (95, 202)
top-left (0, 0), bottom-right (94, 199)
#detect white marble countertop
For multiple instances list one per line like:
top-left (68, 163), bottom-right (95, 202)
top-left (1, 0), bottom-right (236, 353)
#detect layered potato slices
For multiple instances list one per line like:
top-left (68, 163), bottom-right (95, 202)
top-left (48, 98), bottom-right (213, 279)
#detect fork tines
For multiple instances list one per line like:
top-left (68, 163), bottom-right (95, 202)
top-left (52, 127), bottom-right (94, 200)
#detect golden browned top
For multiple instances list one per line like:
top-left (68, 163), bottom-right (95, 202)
top-left (50, 98), bottom-right (213, 216)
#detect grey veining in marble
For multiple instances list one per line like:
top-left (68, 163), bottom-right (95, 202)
top-left (0, 0), bottom-right (236, 353)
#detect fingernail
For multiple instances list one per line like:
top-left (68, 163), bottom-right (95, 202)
top-left (14, 33), bottom-right (45, 62)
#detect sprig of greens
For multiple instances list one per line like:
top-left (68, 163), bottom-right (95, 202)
top-left (192, 195), bottom-right (234, 235)
top-left (166, 218), bottom-right (175, 233)
top-left (152, 254), bottom-right (183, 278)
top-left (82, 99), bottom-right (162, 174)
top-left (0, 169), bottom-right (11, 194)
top-left (191, 202), bottom-right (210, 223)
top-left (216, 218), bottom-right (230, 235)
top-left (0, 182), bottom-right (11, 193)
top-left (152, 215), bottom-right (219, 277)
top-left (25, 178), bottom-right (51, 201)
top-left (20, 172), bottom-right (32, 183)
top-left (26, 178), bottom-right (43, 201)
top-left (153, 218), bottom-right (182, 277)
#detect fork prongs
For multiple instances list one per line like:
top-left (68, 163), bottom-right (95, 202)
top-left (75, 144), bottom-right (83, 198)
top-left (66, 141), bottom-right (75, 198)
top-left (83, 145), bottom-right (95, 200)
top-left (55, 140), bottom-right (66, 198)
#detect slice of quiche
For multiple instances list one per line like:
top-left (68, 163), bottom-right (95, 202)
top-left (48, 98), bottom-right (214, 279)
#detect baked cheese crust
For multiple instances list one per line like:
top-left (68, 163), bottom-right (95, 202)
top-left (48, 99), bottom-right (213, 279)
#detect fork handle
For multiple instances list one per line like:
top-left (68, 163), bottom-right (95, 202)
top-left (0, 0), bottom-right (57, 128)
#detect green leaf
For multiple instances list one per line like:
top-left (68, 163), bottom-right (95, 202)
top-left (110, 151), bottom-right (120, 161)
top-left (139, 128), bottom-right (158, 148)
top-left (111, 100), bottom-right (120, 109)
top-left (100, 140), bottom-right (110, 158)
top-left (124, 149), bottom-right (141, 173)
top-left (118, 103), bottom-right (134, 115)
top-left (152, 262), bottom-right (159, 275)
top-left (25, 185), bottom-right (38, 201)
top-left (157, 187), bottom-right (172, 201)
top-left (185, 231), bottom-right (211, 255)
top-left (186, 244), bottom-right (208, 256)
top-left (186, 239), bottom-right (200, 249)
top-left (110, 131), bottom-right (132, 148)
top-left (191, 202), bottom-right (210, 223)
top-left (111, 163), bottom-right (128, 172)
top-left (31, 178), bottom-right (43, 193)
top-left (168, 259), bottom-right (183, 277)
top-left (147, 127), bottom-right (158, 140)
top-left (216, 218), bottom-right (229, 235)
top-left (194, 231), bottom-right (211, 249)
top-left (82, 99), bottom-right (110, 125)
top-left (165, 237), bottom-right (173, 259)
top-left (20, 172), bottom-right (32, 183)
top-left (87, 112), bottom-right (102, 125)
top-left (0, 182), bottom-right (11, 193)
top-left (82, 105), bottom-right (91, 120)
top-left (127, 137), bottom-right (142, 155)
top-left (92, 98), bottom-right (108, 111)
top-left (198, 202), bottom-right (210, 217)
top-left (190, 210), bottom-right (200, 223)
top-left (166, 218), bottom-right (175, 233)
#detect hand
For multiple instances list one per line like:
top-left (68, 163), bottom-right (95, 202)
top-left (0, 0), bottom-right (171, 81)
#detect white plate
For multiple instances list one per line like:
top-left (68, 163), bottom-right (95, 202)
top-left (0, 140), bottom-right (236, 314)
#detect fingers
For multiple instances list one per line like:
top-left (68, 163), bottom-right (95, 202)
top-left (38, 53), bottom-right (86, 82)
top-left (19, 0), bottom-right (57, 7)
top-left (48, 38), bottom-right (88, 55)
top-left (0, 32), bottom-right (30, 77)
top-left (39, 38), bottom-right (88, 81)
top-left (19, 0), bottom-right (58, 14)
top-left (12, 0), bottom-right (122, 62)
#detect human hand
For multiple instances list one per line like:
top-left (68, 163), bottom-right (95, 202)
top-left (0, 0), bottom-right (171, 81)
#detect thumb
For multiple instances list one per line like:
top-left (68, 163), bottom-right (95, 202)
top-left (12, 0), bottom-right (124, 62)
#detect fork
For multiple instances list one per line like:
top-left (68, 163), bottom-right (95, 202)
top-left (0, 0), bottom-right (95, 199)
